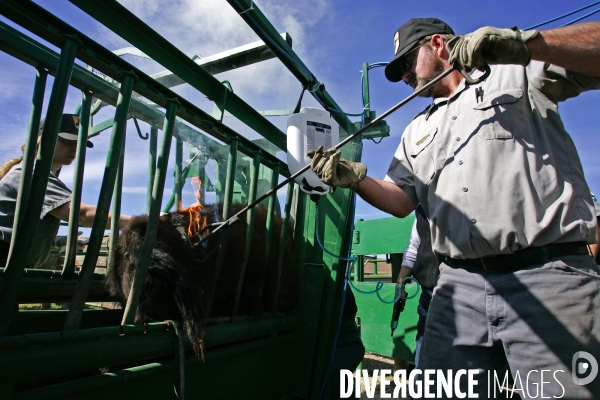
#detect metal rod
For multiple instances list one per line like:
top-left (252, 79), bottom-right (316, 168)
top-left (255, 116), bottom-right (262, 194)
top-left (174, 137), bottom-right (183, 208)
top-left (10, 68), bottom-right (47, 243)
top-left (61, 90), bottom-right (92, 277)
top-left (205, 138), bottom-right (238, 316)
top-left (257, 165), bottom-right (279, 300)
top-left (121, 99), bottom-right (178, 326)
top-left (222, 138), bottom-right (238, 220)
top-left (106, 134), bottom-right (125, 272)
top-left (362, 62), bottom-right (371, 125)
top-left (63, 72), bottom-right (136, 330)
top-left (201, 67), bottom-right (456, 244)
top-left (233, 154), bottom-right (260, 315)
top-left (147, 125), bottom-right (158, 213)
top-left (273, 183), bottom-right (294, 310)
top-left (0, 38), bottom-right (78, 338)
top-left (173, 322), bottom-right (186, 400)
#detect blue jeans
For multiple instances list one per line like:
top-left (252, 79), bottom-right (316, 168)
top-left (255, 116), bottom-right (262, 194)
top-left (414, 288), bottom-right (433, 368)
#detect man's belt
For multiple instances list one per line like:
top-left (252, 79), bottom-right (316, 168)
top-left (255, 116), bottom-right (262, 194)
top-left (442, 242), bottom-right (590, 272)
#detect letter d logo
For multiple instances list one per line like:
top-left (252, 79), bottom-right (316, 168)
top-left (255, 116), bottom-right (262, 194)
top-left (572, 351), bottom-right (598, 386)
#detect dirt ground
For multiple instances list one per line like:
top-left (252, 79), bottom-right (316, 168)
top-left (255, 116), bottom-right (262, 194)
top-left (357, 353), bottom-right (411, 399)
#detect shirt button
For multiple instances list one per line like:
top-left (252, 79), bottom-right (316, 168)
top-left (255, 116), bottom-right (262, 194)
top-left (471, 218), bottom-right (477, 224)
top-left (463, 187), bottom-right (468, 192)
top-left (458, 160), bottom-right (464, 165)
top-left (452, 116), bottom-right (457, 120)
top-left (455, 137), bottom-right (460, 142)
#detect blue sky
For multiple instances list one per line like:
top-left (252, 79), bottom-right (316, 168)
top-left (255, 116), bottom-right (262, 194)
top-left (0, 0), bottom-right (599, 228)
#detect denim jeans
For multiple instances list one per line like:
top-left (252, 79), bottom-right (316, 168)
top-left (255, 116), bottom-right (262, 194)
top-left (414, 289), bottom-right (433, 368)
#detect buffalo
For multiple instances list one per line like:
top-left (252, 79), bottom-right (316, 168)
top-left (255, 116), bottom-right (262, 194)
top-left (105, 203), bottom-right (297, 355)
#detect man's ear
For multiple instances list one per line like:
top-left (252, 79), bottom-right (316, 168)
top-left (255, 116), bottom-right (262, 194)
top-left (431, 34), bottom-right (447, 58)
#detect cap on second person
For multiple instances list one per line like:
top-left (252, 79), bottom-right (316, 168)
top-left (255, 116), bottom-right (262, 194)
top-left (39, 114), bottom-right (93, 148)
top-left (385, 18), bottom-right (454, 83)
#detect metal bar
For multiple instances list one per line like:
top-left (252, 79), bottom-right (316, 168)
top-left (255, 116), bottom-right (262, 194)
top-left (69, 0), bottom-right (287, 151)
top-left (222, 139), bottom-right (239, 220)
top-left (121, 99), bottom-right (178, 326)
top-left (0, 37), bottom-right (79, 338)
top-left (212, 81), bottom-right (229, 123)
top-left (174, 137), bottom-right (183, 208)
top-left (9, 67), bottom-right (47, 261)
top-left (61, 90), bottom-right (92, 277)
top-left (150, 32), bottom-right (292, 87)
top-left (264, 167), bottom-right (278, 258)
top-left (147, 125), bottom-right (158, 213)
top-left (63, 72), bottom-right (136, 331)
top-left (173, 322), bottom-right (185, 400)
top-left (362, 62), bottom-right (371, 126)
top-left (106, 136), bottom-right (125, 272)
top-left (233, 154), bottom-right (260, 315)
top-left (205, 138), bottom-right (238, 316)
top-left (256, 165), bottom-right (279, 301)
top-left (4, 316), bottom-right (296, 393)
top-left (226, 0), bottom-right (355, 135)
top-left (0, 16), bottom-right (288, 174)
top-left (273, 183), bottom-right (294, 310)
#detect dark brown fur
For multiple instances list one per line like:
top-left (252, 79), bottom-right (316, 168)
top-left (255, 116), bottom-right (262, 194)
top-left (105, 203), bottom-right (297, 354)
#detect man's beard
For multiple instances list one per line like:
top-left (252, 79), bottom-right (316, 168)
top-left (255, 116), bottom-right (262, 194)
top-left (407, 55), bottom-right (445, 97)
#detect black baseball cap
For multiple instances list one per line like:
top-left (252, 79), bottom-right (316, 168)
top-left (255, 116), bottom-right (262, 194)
top-left (39, 113), bottom-right (93, 148)
top-left (385, 18), bottom-right (454, 82)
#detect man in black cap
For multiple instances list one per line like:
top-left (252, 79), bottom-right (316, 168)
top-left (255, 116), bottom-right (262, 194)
top-left (309, 18), bottom-right (600, 398)
top-left (0, 113), bottom-right (132, 269)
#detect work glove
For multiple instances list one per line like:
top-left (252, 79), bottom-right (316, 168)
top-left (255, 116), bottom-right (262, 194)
top-left (448, 27), bottom-right (539, 71)
top-left (52, 231), bottom-right (88, 253)
top-left (393, 288), bottom-right (408, 314)
top-left (307, 146), bottom-right (367, 191)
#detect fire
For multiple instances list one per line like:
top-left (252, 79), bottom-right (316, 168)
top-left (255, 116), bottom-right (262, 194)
top-left (178, 176), bottom-right (207, 240)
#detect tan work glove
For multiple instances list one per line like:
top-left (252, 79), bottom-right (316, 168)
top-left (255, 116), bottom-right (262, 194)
top-left (449, 27), bottom-right (539, 71)
top-left (307, 146), bottom-right (367, 191)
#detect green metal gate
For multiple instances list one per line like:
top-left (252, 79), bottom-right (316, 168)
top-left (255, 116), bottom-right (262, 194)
top-left (0, 0), bottom-right (380, 398)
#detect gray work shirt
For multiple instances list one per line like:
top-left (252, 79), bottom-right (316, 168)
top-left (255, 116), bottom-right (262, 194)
top-left (592, 191), bottom-right (600, 217)
top-left (385, 61), bottom-right (600, 259)
top-left (0, 164), bottom-right (71, 268)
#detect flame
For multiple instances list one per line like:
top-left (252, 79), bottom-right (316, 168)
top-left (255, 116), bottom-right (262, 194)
top-left (177, 177), bottom-right (207, 239)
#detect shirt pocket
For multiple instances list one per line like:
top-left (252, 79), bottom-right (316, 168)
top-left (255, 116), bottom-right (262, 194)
top-left (472, 88), bottom-right (526, 140)
top-left (410, 127), bottom-right (447, 185)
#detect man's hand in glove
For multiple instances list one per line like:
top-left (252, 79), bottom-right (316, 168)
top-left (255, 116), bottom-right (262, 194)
top-left (449, 27), bottom-right (539, 71)
top-left (307, 146), bottom-right (367, 191)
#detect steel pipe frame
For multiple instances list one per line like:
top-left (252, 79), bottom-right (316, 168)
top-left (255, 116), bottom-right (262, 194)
top-left (122, 99), bottom-right (178, 326)
top-left (147, 126), bottom-right (158, 213)
top-left (150, 32), bottom-right (293, 88)
top-left (0, 37), bottom-right (79, 338)
top-left (0, 8), bottom-right (288, 175)
top-left (272, 183), bottom-right (295, 310)
top-left (106, 128), bottom-right (125, 272)
top-left (232, 154), bottom-right (260, 315)
top-left (0, 314), bottom-right (297, 386)
top-left (63, 73), bottom-right (136, 331)
top-left (11, 68), bottom-right (47, 253)
top-left (204, 138), bottom-right (239, 317)
top-left (13, 332), bottom-right (295, 400)
top-left (69, 0), bottom-right (287, 151)
top-left (226, 0), bottom-right (355, 136)
top-left (61, 91), bottom-right (92, 277)
top-left (174, 137), bottom-right (183, 208)
top-left (0, 18), bottom-right (288, 224)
